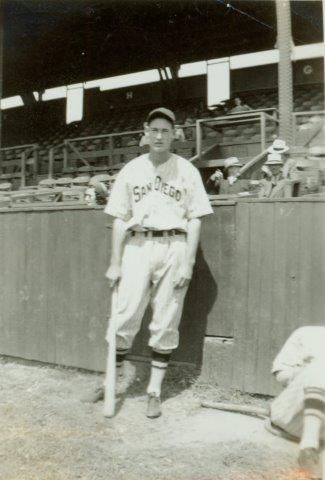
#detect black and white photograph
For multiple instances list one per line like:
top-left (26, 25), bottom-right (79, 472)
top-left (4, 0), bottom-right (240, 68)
top-left (0, 1), bottom-right (324, 479)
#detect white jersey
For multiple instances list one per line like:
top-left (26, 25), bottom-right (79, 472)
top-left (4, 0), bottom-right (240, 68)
top-left (272, 326), bottom-right (325, 374)
top-left (104, 153), bottom-right (213, 231)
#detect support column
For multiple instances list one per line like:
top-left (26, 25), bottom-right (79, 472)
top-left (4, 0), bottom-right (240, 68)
top-left (275, 0), bottom-right (293, 145)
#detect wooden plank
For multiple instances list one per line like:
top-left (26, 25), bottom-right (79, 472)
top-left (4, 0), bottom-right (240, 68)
top-left (251, 202), bottom-right (276, 394)
top-left (203, 205), bottom-right (236, 337)
top-left (0, 213), bottom-right (27, 357)
top-left (310, 202), bottom-right (325, 323)
top-left (232, 202), bottom-right (251, 391)
top-left (23, 212), bottom-right (54, 362)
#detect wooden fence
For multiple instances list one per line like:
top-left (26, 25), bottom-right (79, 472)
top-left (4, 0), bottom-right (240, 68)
top-left (0, 199), bottom-right (323, 395)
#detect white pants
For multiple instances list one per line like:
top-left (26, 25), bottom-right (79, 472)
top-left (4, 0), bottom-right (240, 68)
top-left (106, 234), bottom-right (189, 352)
top-left (271, 359), bottom-right (325, 440)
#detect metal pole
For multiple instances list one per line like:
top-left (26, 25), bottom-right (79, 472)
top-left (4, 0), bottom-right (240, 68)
top-left (20, 152), bottom-right (26, 189)
top-left (292, 113), bottom-right (296, 145)
top-left (275, 0), bottom-right (294, 145)
top-left (48, 147), bottom-right (54, 179)
top-left (63, 140), bottom-right (68, 171)
top-left (109, 135), bottom-right (114, 166)
top-left (33, 145), bottom-right (38, 181)
top-left (196, 120), bottom-right (202, 159)
top-left (260, 113), bottom-right (266, 151)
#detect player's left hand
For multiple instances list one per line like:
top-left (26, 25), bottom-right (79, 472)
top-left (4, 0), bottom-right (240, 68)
top-left (173, 264), bottom-right (193, 289)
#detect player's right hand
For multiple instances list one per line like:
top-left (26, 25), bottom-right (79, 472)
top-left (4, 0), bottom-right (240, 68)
top-left (105, 264), bottom-right (122, 288)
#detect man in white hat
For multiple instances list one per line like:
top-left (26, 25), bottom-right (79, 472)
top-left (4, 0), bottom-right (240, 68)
top-left (258, 153), bottom-right (293, 198)
top-left (268, 139), bottom-right (298, 181)
top-left (207, 157), bottom-right (250, 195)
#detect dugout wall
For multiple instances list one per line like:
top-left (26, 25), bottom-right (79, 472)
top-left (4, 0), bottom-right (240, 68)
top-left (0, 199), bottom-right (324, 396)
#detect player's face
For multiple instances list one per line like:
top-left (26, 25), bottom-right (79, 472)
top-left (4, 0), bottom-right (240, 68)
top-left (147, 118), bottom-right (175, 153)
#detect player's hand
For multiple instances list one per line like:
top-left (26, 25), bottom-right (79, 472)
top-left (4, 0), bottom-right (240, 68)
top-left (173, 264), bottom-right (193, 289)
top-left (105, 264), bottom-right (122, 288)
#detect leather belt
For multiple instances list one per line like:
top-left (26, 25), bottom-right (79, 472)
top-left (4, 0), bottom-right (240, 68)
top-left (131, 229), bottom-right (185, 238)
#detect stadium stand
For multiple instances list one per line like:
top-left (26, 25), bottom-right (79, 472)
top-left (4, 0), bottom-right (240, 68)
top-left (0, 82), bottom-right (323, 205)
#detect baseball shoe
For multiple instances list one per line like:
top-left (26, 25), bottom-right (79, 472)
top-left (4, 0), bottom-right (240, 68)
top-left (298, 447), bottom-right (320, 477)
top-left (146, 393), bottom-right (162, 419)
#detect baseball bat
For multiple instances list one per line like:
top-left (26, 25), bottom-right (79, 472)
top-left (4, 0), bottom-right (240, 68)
top-left (201, 401), bottom-right (269, 418)
top-left (103, 287), bottom-right (117, 417)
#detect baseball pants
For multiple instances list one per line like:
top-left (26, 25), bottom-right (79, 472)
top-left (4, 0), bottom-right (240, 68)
top-left (271, 359), bottom-right (325, 441)
top-left (106, 232), bottom-right (189, 353)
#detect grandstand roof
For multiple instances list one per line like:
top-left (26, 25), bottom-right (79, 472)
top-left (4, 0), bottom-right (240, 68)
top-left (3, 0), bottom-right (323, 97)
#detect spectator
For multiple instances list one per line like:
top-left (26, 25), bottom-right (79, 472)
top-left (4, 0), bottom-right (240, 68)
top-left (258, 153), bottom-right (293, 198)
top-left (126, 136), bottom-right (138, 147)
top-left (184, 116), bottom-right (195, 140)
top-left (228, 96), bottom-right (251, 114)
top-left (139, 123), bottom-right (149, 147)
top-left (175, 126), bottom-right (186, 142)
top-left (268, 325), bottom-right (325, 476)
top-left (267, 139), bottom-right (299, 182)
top-left (207, 157), bottom-right (250, 195)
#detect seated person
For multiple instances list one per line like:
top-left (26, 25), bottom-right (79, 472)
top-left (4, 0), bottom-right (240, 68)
top-left (258, 153), bottom-right (293, 198)
top-left (270, 325), bottom-right (325, 475)
top-left (206, 157), bottom-right (250, 195)
top-left (228, 96), bottom-right (251, 115)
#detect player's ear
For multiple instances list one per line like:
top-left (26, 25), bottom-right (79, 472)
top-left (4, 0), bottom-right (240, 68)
top-left (144, 122), bottom-right (149, 133)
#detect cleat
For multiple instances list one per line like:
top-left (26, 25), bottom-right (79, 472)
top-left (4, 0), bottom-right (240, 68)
top-left (298, 447), bottom-right (320, 476)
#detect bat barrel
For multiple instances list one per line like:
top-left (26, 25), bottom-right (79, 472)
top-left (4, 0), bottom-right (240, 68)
top-left (201, 401), bottom-right (269, 418)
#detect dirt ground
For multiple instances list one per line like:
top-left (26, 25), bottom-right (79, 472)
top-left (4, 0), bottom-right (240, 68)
top-left (0, 357), bottom-right (314, 480)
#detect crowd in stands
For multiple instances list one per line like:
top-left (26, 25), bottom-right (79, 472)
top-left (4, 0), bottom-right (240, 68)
top-left (206, 139), bottom-right (323, 199)
top-left (0, 83), bottom-right (323, 205)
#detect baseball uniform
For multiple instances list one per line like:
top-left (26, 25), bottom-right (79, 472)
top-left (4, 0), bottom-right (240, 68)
top-left (104, 152), bottom-right (213, 353)
top-left (270, 326), bottom-right (325, 441)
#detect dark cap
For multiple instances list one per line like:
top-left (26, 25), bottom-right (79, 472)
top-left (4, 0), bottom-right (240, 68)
top-left (146, 107), bottom-right (176, 125)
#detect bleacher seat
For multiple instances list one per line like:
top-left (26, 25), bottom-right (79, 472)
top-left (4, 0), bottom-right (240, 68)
top-left (0, 182), bottom-right (12, 191)
top-left (72, 175), bottom-right (90, 186)
top-left (55, 177), bottom-right (74, 187)
top-left (38, 178), bottom-right (56, 188)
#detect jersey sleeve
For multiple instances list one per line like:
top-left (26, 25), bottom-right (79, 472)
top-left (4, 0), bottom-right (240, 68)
top-left (104, 168), bottom-right (132, 221)
top-left (186, 167), bottom-right (213, 219)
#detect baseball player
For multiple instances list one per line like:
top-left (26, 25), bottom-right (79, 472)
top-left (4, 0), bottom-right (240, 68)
top-left (269, 325), bottom-right (325, 474)
top-left (94, 107), bottom-right (213, 418)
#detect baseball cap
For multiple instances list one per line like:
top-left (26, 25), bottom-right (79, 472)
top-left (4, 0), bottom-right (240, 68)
top-left (146, 107), bottom-right (176, 125)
